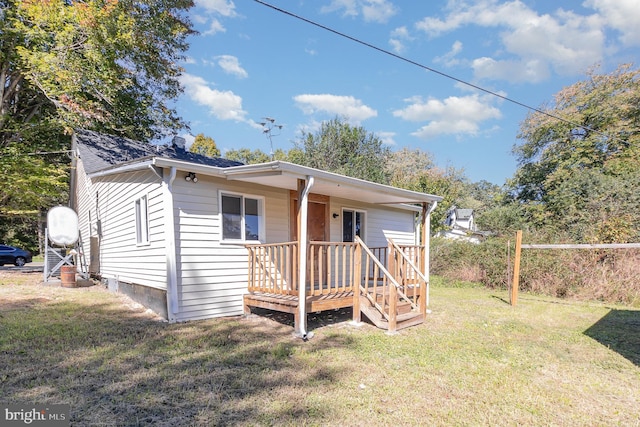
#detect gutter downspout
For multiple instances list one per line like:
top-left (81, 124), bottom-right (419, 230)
top-left (297, 175), bottom-right (314, 340)
top-left (163, 167), bottom-right (179, 322)
top-left (422, 201), bottom-right (438, 310)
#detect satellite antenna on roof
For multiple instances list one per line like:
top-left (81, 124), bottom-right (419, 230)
top-left (258, 117), bottom-right (283, 160)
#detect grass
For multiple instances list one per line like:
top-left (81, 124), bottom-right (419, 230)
top-left (1, 271), bottom-right (639, 426)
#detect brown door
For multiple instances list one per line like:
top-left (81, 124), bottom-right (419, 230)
top-left (290, 193), bottom-right (330, 289)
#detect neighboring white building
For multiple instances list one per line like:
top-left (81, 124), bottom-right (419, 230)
top-left (70, 129), bottom-right (442, 324)
top-left (437, 206), bottom-right (487, 244)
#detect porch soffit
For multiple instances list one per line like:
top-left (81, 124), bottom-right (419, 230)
top-left (221, 161), bottom-right (442, 207)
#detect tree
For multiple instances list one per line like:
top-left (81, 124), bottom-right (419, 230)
top-left (511, 64), bottom-right (640, 241)
top-left (1, 0), bottom-right (194, 248)
top-left (224, 148), bottom-right (272, 165)
top-left (189, 133), bottom-right (220, 158)
top-left (1, 0), bottom-right (193, 144)
top-left (294, 117), bottom-right (390, 183)
top-left (385, 147), bottom-right (436, 189)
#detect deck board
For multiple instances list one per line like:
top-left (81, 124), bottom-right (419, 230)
top-left (244, 291), bottom-right (355, 314)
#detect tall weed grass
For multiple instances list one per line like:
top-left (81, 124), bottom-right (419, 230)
top-left (431, 236), bottom-right (640, 307)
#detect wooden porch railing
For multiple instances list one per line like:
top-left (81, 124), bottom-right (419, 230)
top-left (354, 236), bottom-right (421, 332)
top-left (307, 242), bottom-right (358, 295)
top-left (246, 239), bottom-right (428, 333)
top-left (247, 241), bottom-right (299, 295)
top-left (246, 241), bottom-right (358, 296)
top-left (388, 240), bottom-right (429, 313)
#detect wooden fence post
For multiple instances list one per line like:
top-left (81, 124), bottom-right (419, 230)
top-left (511, 230), bottom-right (522, 306)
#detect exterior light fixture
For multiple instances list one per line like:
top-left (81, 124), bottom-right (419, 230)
top-left (185, 172), bottom-right (197, 183)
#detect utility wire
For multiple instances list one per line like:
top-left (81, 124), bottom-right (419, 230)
top-left (253, 0), bottom-right (615, 142)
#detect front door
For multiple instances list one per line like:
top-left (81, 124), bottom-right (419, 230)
top-left (290, 193), bottom-right (330, 288)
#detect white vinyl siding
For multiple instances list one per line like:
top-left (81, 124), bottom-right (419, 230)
top-left (173, 176), bottom-right (289, 321)
top-left (330, 197), bottom-right (417, 247)
top-left (78, 166), bottom-right (168, 290)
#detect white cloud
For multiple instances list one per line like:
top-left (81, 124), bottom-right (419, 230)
top-left (215, 55), bottom-right (248, 78)
top-left (393, 94), bottom-right (502, 139)
top-left (415, 0), bottom-right (607, 82)
top-left (202, 18), bottom-right (226, 36)
top-left (472, 57), bottom-right (550, 83)
top-left (321, 0), bottom-right (397, 23)
top-left (195, 0), bottom-right (237, 36)
top-left (294, 94), bottom-right (378, 123)
top-left (584, 0), bottom-right (640, 46)
top-left (434, 40), bottom-right (463, 67)
top-left (389, 26), bottom-right (413, 54)
top-left (196, 0), bottom-right (237, 17)
top-left (375, 131), bottom-right (396, 146)
top-left (179, 73), bottom-right (248, 122)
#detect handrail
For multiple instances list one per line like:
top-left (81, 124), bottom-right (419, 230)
top-left (354, 236), bottom-right (406, 329)
top-left (388, 239), bottom-right (429, 314)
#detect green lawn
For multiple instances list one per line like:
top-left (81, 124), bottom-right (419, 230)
top-left (1, 272), bottom-right (638, 426)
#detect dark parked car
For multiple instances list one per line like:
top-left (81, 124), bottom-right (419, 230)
top-left (0, 245), bottom-right (33, 267)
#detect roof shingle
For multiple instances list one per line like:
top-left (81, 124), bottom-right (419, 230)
top-left (74, 129), bottom-right (243, 175)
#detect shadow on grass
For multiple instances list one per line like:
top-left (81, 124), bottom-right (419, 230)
top-left (0, 295), bottom-right (355, 426)
top-left (584, 309), bottom-right (640, 367)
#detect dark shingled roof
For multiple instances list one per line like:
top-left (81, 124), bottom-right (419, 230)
top-left (74, 129), bottom-right (243, 175)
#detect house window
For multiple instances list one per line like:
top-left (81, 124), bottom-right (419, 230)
top-left (342, 209), bottom-right (365, 242)
top-left (221, 193), bottom-right (264, 241)
top-left (135, 195), bottom-right (149, 244)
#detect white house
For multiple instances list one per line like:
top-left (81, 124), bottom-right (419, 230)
top-left (70, 129), bottom-right (442, 334)
top-left (437, 207), bottom-right (486, 244)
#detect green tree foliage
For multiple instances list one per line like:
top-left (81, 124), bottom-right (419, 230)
top-left (224, 148), bottom-right (272, 164)
top-left (294, 117), bottom-right (390, 184)
top-left (1, 0), bottom-right (194, 244)
top-left (512, 64), bottom-right (640, 242)
top-left (1, 0), bottom-right (193, 143)
top-left (189, 133), bottom-right (220, 158)
top-left (386, 147), bottom-right (435, 189)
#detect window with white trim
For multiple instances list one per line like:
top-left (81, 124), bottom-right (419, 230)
top-left (342, 209), bottom-right (366, 242)
top-left (135, 195), bottom-right (149, 244)
top-left (221, 192), bottom-right (264, 241)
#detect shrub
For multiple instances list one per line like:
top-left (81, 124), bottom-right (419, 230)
top-left (431, 234), bottom-right (640, 306)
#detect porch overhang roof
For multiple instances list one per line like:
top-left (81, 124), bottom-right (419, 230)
top-left (218, 161), bottom-right (442, 207)
top-left (90, 157), bottom-right (442, 208)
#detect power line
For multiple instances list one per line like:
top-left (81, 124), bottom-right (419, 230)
top-left (252, 0), bottom-right (616, 142)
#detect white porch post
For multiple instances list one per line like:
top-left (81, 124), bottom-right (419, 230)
top-left (422, 201), bottom-right (437, 310)
top-left (163, 167), bottom-right (179, 322)
top-left (296, 176), bottom-right (314, 339)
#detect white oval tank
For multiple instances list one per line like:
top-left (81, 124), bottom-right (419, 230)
top-left (47, 206), bottom-right (79, 246)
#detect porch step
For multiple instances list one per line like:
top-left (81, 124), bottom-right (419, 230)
top-left (373, 292), bottom-right (413, 315)
top-left (359, 295), bottom-right (424, 331)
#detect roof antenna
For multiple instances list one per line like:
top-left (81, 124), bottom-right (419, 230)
top-left (258, 117), bottom-right (283, 160)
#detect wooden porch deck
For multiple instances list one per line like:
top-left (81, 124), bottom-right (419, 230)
top-left (244, 240), bottom-right (429, 333)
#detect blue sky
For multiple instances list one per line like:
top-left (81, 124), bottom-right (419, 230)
top-left (175, 0), bottom-right (640, 185)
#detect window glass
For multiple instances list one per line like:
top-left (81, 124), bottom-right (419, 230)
top-left (355, 211), bottom-right (363, 237)
top-left (245, 198), bottom-right (260, 241)
top-left (135, 195), bottom-right (149, 244)
top-left (343, 210), bottom-right (354, 242)
top-left (222, 194), bottom-right (242, 240)
top-left (221, 193), bottom-right (262, 241)
top-left (343, 209), bottom-right (365, 242)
